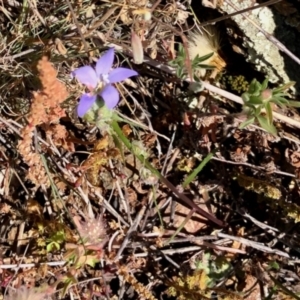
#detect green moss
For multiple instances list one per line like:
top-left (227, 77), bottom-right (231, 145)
top-left (221, 74), bottom-right (249, 94)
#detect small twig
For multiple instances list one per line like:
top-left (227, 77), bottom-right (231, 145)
top-left (108, 159), bottom-right (131, 223)
top-left (0, 261), bottom-right (66, 270)
top-left (65, 0), bottom-right (91, 62)
top-left (164, 209), bottom-right (195, 246)
top-left (108, 230), bottom-right (120, 253)
top-left (133, 244), bottom-right (244, 257)
top-left (4, 242), bottom-right (30, 296)
top-left (11, 168), bottom-right (29, 195)
top-left (114, 206), bottom-right (146, 261)
top-left (94, 190), bottom-right (129, 226)
top-left (134, 246), bottom-right (202, 257)
top-left (198, 0), bottom-right (283, 27)
top-left (211, 156), bottom-right (295, 178)
top-left (27, 0), bottom-right (46, 26)
top-left (0, 48), bottom-right (36, 62)
top-left (149, 0), bottom-right (162, 13)
top-left (16, 222), bottom-right (25, 255)
top-left (164, 147), bottom-right (180, 176)
top-left (161, 129), bottom-right (177, 176)
top-left (204, 241), bottom-right (246, 254)
top-left (117, 111), bottom-right (170, 141)
top-left (216, 232), bottom-right (289, 258)
top-left (241, 212), bottom-right (279, 232)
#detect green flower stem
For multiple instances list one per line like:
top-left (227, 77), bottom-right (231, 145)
top-left (182, 150), bottom-right (217, 188)
top-left (164, 209), bottom-right (194, 246)
top-left (111, 120), bottom-right (225, 227)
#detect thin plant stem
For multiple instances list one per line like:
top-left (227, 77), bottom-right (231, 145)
top-left (164, 209), bottom-right (194, 246)
top-left (111, 119), bottom-right (225, 227)
top-left (183, 150), bottom-right (217, 188)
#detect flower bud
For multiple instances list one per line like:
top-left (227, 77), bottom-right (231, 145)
top-left (261, 89), bottom-right (272, 102)
top-left (131, 31), bottom-right (144, 64)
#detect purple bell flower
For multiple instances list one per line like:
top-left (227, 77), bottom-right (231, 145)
top-left (71, 48), bottom-right (138, 117)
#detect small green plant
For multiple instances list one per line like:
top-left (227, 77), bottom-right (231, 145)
top-left (63, 216), bottom-right (107, 270)
top-left (46, 229), bottom-right (66, 252)
top-left (169, 44), bottom-right (215, 80)
top-left (194, 252), bottom-right (232, 288)
top-left (240, 79), bottom-right (299, 135)
top-left (36, 220), bottom-right (69, 254)
top-left (167, 252), bottom-right (237, 299)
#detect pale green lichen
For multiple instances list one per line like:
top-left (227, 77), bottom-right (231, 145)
top-left (219, 0), bottom-right (292, 87)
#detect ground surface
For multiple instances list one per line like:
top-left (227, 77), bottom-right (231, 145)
top-left (1, 0), bottom-right (300, 299)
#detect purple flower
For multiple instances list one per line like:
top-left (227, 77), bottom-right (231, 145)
top-left (71, 48), bottom-right (138, 117)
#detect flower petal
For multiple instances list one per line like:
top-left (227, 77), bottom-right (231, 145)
top-left (96, 48), bottom-right (115, 77)
top-left (108, 67), bottom-right (138, 83)
top-left (100, 85), bottom-right (119, 109)
top-left (77, 93), bottom-right (97, 117)
top-left (71, 66), bottom-right (98, 89)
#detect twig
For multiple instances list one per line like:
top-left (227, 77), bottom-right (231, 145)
top-left (198, 0), bottom-right (283, 27)
top-left (94, 190), bottom-right (129, 226)
top-left (114, 206), bottom-right (147, 261)
top-left (108, 159), bottom-right (132, 223)
top-left (161, 129), bottom-right (177, 176)
top-left (0, 48), bottom-right (36, 62)
top-left (133, 244), bottom-right (244, 257)
top-left (216, 232), bottom-right (289, 258)
top-left (211, 156), bottom-right (295, 178)
top-left (0, 261), bottom-right (66, 270)
top-left (133, 246), bottom-right (203, 257)
top-left (65, 0), bottom-right (91, 62)
top-left (117, 111), bottom-right (170, 141)
top-left (108, 230), bottom-right (120, 253)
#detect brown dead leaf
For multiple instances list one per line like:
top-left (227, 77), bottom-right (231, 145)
top-left (23, 268), bottom-right (37, 288)
top-left (163, 200), bottom-right (211, 234)
top-left (27, 198), bottom-right (43, 215)
top-left (7, 226), bottom-right (18, 245)
top-left (286, 149), bottom-right (300, 168)
top-left (240, 274), bottom-right (261, 300)
top-left (120, 7), bottom-right (132, 25)
top-left (230, 146), bottom-right (249, 163)
top-left (38, 263), bottom-right (48, 279)
top-left (226, 227), bottom-right (245, 260)
top-left (54, 38), bottom-right (67, 55)
top-left (125, 187), bottom-right (137, 204)
top-left (85, 4), bottom-right (95, 18)
top-left (143, 133), bottom-right (157, 147)
top-left (122, 124), bottom-right (132, 137)
top-left (0, 202), bottom-right (11, 214)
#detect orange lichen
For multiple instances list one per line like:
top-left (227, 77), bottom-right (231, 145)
top-left (17, 56), bottom-right (69, 187)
